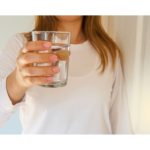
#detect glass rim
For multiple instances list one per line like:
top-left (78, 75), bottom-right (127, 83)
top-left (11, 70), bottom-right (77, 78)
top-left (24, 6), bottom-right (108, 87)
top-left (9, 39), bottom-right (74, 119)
top-left (31, 31), bottom-right (71, 35)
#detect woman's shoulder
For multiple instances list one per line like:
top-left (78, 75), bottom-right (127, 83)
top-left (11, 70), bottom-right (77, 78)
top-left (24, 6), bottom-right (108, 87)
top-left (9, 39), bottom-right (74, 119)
top-left (6, 33), bottom-right (27, 48)
top-left (13, 32), bottom-right (28, 43)
top-left (2, 33), bottom-right (28, 57)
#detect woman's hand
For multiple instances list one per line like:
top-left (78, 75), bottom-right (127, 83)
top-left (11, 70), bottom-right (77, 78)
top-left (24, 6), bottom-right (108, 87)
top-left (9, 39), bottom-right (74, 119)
top-left (16, 41), bottom-right (59, 87)
top-left (6, 41), bottom-right (59, 104)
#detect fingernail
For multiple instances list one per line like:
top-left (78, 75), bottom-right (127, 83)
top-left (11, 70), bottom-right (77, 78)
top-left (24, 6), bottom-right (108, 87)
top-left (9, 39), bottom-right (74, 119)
top-left (50, 55), bottom-right (58, 63)
top-left (47, 77), bottom-right (53, 81)
top-left (43, 42), bottom-right (51, 48)
top-left (52, 67), bottom-right (60, 73)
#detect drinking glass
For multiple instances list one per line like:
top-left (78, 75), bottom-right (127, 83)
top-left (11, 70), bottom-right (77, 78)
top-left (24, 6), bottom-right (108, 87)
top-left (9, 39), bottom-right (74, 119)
top-left (32, 31), bottom-right (71, 87)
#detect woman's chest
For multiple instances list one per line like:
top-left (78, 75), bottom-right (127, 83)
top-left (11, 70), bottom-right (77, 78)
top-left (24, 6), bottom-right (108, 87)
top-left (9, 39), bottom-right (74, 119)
top-left (25, 68), bottom-right (114, 112)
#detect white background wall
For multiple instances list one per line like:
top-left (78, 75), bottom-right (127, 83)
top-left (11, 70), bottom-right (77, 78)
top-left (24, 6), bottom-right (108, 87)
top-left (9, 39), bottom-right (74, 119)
top-left (0, 16), bottom-right (34, 47)
top-left (107, 16), bottom-right (150, 133)
top-left (137, 17), bottom-right (150, 133)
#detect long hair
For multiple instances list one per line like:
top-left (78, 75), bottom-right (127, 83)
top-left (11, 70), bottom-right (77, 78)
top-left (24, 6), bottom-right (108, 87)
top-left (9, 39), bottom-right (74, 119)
top-left (24, 16), bottom-right (122, 72)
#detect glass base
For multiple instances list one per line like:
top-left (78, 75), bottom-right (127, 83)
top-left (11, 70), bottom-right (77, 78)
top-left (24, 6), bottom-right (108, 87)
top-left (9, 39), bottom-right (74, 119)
top-left (41, 81), bottom-right (67, 88)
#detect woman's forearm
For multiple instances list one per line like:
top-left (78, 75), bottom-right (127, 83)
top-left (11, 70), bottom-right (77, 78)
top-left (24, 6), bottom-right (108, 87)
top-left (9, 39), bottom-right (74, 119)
top-left (6, 70), bottom-right (27, 105)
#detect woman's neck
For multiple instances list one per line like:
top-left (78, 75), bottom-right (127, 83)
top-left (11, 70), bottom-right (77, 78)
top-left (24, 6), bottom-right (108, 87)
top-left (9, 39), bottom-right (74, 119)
top-left (57, 18), bottom-right (85, 44)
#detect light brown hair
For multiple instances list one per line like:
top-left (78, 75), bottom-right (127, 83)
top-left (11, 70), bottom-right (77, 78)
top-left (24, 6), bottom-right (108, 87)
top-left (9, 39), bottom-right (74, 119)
top-left (25, 16), bottom-right (122, 72)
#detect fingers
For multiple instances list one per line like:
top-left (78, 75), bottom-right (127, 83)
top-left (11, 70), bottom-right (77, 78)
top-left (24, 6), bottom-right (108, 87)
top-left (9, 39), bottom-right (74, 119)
top-left (22, 41), bottom-right (51, 53)
top-left (24, 76), bottom-right (53, 86)
top-left (17, 53), bottom-right (58, 67)
top-left (15, 41), bottom-right (62, 88)
top-left (21, 66), bottom-right (60, 77)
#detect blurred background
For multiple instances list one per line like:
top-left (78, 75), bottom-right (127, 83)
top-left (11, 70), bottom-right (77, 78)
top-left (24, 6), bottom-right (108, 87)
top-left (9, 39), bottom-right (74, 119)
top-left (104, 16), bottom-right (150, 134)
top-left (0, 16), bottom-right (150, 134)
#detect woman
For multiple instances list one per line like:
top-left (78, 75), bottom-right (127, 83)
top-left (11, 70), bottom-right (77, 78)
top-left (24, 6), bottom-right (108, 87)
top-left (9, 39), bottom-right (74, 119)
top-left (0, 16), bottom-right (132, 134)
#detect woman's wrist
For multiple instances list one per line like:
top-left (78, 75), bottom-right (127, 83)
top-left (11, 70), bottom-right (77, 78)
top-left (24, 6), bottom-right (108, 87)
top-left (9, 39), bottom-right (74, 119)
top-left (6, 70), bottom-right (28, 105)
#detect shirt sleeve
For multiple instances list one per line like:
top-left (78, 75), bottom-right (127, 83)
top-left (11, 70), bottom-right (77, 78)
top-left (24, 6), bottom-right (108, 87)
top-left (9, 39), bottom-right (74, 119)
top-left (0, 34), bottom-right (26, 127)
top-left (109, 56), bottom-right (134, 134)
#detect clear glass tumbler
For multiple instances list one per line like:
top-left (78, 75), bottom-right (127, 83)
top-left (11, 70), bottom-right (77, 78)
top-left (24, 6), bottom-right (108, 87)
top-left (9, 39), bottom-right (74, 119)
top-left (32, 31), bottom-right (71, 88)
